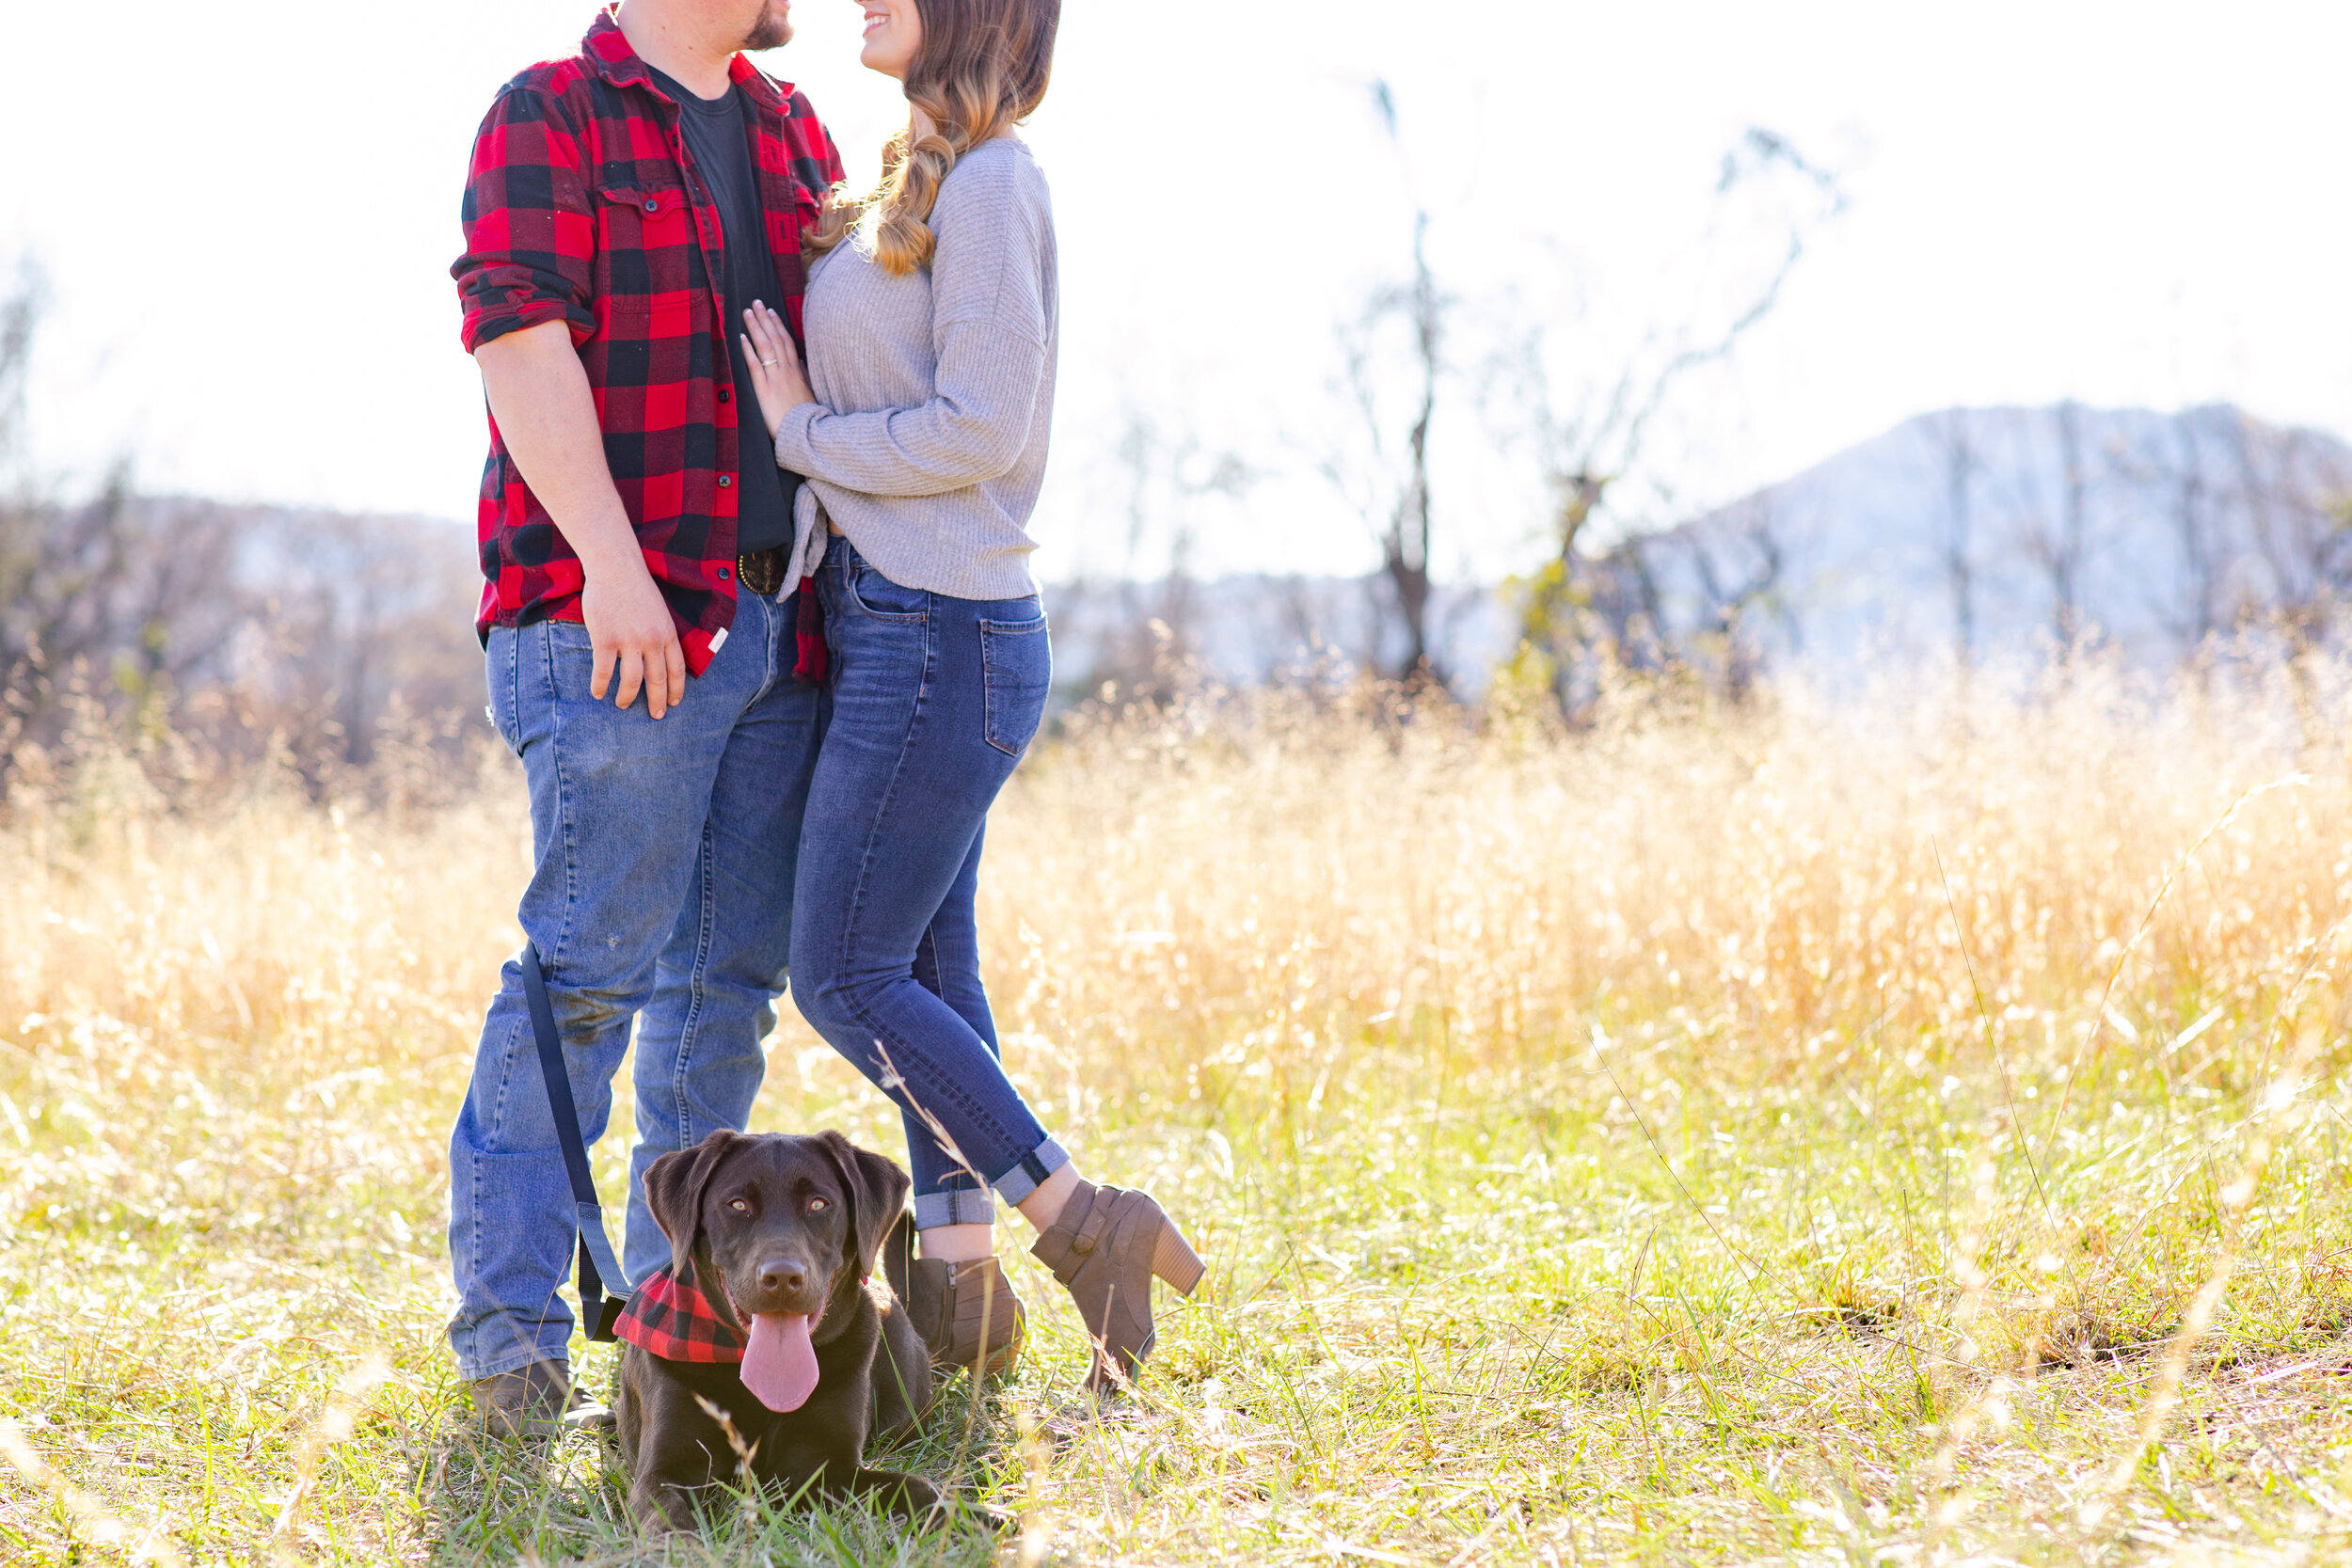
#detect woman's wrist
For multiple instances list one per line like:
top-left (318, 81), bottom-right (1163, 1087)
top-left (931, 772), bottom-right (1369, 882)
top-left (771, 399), bottom-right (817, 444)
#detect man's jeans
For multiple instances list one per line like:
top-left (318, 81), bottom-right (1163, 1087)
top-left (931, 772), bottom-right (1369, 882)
top-left (790, 541), bottom-right (1067, 1230)
top-left (447, 590), bottom-right (820, 1381)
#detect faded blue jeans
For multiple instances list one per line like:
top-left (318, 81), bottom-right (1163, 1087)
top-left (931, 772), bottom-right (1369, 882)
top-left (791, 540), bottom-right (1067, 1229)
top-left (447, 590), bottom-right (821, 1381)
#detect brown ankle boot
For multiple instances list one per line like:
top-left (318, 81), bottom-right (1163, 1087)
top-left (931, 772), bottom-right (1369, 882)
top-left (902, 1255), bottom-right (1025, 1379)
top-left (1029, 1184), bottom-right (1205, 1392)
top-left (468, 1358), bottom-right (572, 1441)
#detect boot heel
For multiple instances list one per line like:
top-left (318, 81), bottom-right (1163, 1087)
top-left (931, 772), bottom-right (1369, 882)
top-left (1151, 1222), bottom-right (1205, 1296)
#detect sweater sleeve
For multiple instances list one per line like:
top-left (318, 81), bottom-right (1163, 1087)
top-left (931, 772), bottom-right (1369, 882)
top-left (771, 150), bottom-right (1049, 498)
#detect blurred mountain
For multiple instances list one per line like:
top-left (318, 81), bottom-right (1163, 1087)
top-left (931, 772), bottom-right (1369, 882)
top-left (1598, 404), bottom-right (2352, 678)
top-left (1048, 404), bottom-right (2352, 698)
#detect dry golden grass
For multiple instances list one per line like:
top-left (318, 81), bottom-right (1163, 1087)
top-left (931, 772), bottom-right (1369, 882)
top-left (4, 656), bottom-right (2352, 1564)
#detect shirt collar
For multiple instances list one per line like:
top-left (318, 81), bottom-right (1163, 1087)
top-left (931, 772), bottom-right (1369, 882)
top-left (584, 8), bottom-right (794, 114)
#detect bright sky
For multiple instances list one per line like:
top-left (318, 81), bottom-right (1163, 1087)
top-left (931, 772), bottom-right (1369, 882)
top-left (8, 1), bottom-right (2348, 582)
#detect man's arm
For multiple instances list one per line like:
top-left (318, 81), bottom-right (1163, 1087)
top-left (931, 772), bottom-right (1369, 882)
top-left (476, 321), bottom-right (685, 719)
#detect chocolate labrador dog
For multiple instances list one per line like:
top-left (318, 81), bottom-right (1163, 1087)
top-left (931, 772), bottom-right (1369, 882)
top-left (613, 1129), bottom-right (940, 1533)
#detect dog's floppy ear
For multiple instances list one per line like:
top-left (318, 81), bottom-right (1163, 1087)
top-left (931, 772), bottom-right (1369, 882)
top-left (643, 1129), bottom-right (747, 1278)
top-left (816, 1131), bottom-right (913, 1280)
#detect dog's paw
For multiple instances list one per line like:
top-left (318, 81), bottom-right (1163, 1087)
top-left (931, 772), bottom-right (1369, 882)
top-left (563, 1402), bottom-right (618, 1438)
top-left (920, 1496), bottom-right (1018, 1534)
top-left (626, 1485), bottom-right (699, 1538)
top-left (970, 1501), bottom-right (1021, 1534)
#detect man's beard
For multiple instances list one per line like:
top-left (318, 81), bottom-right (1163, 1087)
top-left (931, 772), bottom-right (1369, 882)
top-left (741, 2), bottom-right (793, 50)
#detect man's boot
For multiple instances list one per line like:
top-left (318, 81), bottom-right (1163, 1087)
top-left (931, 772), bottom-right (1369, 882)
top-left (468, 1358), bottom-right (572, 1440)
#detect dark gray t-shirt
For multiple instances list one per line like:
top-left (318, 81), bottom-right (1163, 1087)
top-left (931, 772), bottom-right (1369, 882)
top-left (651, 67), bottom-right (798, 555)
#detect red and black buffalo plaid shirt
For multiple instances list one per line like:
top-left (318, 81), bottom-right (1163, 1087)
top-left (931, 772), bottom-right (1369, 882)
top-left (453, 9), bottom-right (845, 674)
top-left (618, 1262), bottom-right (748, 1364)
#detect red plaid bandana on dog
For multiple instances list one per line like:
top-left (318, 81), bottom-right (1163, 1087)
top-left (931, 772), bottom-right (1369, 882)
top-left (616, 1263), bottom-right (747, 1365)
top-left (453, 10), bottom-right (845, 676)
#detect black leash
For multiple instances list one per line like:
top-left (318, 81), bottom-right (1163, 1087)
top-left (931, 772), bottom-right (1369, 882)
top-left (522, 941), bottom-right (628, 1342)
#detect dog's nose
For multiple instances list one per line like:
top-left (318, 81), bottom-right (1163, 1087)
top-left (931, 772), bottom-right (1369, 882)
top-left (757, 1259), bottom-right (808, 1296)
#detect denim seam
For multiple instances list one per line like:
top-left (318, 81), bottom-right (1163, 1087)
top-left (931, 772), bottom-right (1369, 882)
top-left (833, 600), bottom-right (933, 1028)
top-left (669, 818), bottom-right (722, 1150)
top-left (768, 591), bottom-right (785, 694)
top-left (909, 923), bottom-right (987, 1197)
top-left (495, 625), bottom-right (521, 754)
top-left (750, 589), bottom-right (780, 703)
top-left (913, 922), bottom-right (941, 1006)
top-left (479, 630), bottom-right (525, 1146)
top-left (979, 622), bottom-right (1009, 758)
top-left (464, 1117), bottom-right (485, 1362)
top-left (543, 624), bottom-right (584, 1009)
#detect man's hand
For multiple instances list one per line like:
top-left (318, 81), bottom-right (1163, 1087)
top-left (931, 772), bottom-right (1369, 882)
top-left (581, 555), bottom-right (688, 720)
top-left (475, 320), bottom-right (688, 718)
top-left (742, 301), bottom-right (816, 438)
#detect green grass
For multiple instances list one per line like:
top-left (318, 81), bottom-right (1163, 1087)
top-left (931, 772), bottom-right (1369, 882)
top-left (8, 666), bottom-right (2352, 1563)
top-left (5, 1013), bottom-right (2352, 1565)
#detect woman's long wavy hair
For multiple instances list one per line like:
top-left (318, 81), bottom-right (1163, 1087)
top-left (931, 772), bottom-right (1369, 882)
top-left (803, 0), bottom-right (1061, 277)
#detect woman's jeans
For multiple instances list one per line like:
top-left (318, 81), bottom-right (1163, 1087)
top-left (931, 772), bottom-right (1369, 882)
top-left (793, 540), bottom-right (1067, 1228)
top-left (447, 593), bottom-right (822, 1381)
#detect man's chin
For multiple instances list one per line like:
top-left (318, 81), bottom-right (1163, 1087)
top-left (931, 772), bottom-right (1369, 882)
top-left (744, 9), bottom-right (794, 51)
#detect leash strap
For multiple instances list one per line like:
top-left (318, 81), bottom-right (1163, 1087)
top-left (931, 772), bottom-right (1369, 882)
top-left (521, 941), bottom-right (628, 1342)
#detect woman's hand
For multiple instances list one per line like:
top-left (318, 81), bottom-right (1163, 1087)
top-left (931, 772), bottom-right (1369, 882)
top-left (741, 301), bottom-right (815, 439)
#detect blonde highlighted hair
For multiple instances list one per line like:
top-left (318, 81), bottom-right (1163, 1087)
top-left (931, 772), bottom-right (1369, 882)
top-left (804, 0), bottom-right (1061, 277)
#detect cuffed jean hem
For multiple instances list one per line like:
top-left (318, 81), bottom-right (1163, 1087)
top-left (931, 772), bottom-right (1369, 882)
top-left (988, 1137), bottom-right (1071, 1207)
top-left (452, 1320), bottom-right (576, 1383)
top-left (914, 1188), bottom-right (999, 1228)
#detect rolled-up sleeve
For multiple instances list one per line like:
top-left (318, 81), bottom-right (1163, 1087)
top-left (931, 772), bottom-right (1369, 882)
top-left (453, 87), bottom-right (596, 354)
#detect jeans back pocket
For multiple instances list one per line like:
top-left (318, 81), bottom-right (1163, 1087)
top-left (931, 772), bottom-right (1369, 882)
top-left (979, 612), bottom-right (1051, 757)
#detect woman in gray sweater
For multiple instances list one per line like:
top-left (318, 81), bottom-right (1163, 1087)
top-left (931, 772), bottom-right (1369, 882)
top-left (740, 0), bottom-right (1201, 1395)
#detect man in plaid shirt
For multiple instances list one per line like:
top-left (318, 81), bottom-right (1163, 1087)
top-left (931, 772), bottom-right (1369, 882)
top-left (445, 0), bottom-right (843, 1437)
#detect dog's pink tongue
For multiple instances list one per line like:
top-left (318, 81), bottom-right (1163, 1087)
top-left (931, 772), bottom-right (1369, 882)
top-left (741, 1312), bottom-right (819, 1413)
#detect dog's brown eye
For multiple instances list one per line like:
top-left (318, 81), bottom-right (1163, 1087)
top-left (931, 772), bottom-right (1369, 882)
top-left (728, 1198), bottom-right (750, 1214)
top-left (807, 1197), bottom-right (829, 1212)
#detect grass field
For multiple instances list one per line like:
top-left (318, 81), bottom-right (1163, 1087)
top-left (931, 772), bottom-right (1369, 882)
top-left (5, 659), bottom-right (2352, 1565)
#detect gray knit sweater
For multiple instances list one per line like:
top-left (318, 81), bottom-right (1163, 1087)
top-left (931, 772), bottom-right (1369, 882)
top-left (772, 136), bottom-right (1057, 600)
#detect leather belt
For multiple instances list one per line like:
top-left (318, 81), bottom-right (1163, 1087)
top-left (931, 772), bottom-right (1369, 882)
top-left (738, 546), bottom-right (789, 597)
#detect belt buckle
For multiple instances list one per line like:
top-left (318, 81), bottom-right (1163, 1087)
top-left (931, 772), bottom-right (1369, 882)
top-left (738, 549), bottom-right (785, 597)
